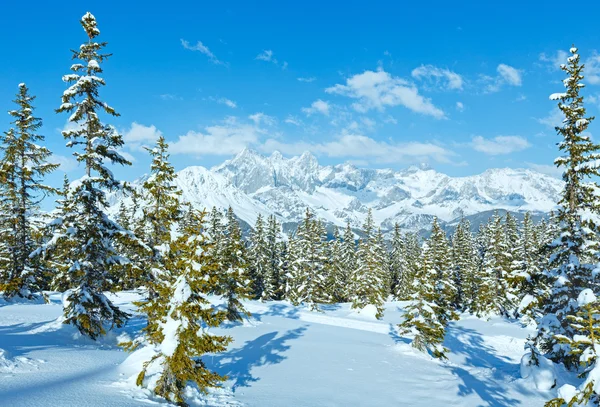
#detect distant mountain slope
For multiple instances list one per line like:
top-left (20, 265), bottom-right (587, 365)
top-left (109, 148), bottom-right (563, 234)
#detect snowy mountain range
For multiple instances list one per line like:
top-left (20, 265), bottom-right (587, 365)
top-left (109, 148), bottom-right (564, 235)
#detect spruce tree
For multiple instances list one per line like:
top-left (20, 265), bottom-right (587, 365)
top-left (546, 290), bottom-right (600, 406)
top-left (536, 46), bottom-right (600, 369)
top-left (0, 84), bottom-right (58, 299)
top-left (124, 209), bottom-right (231, 405)
top-left (45, 12), bottom-right (132, 338)
top-left (389, 223), bottom-right (405, 299)
top-left (220, 207), bottom-right (252, 322)
top-left (451, 218), bottom-right (478, 312)
top-left (396, 232), bottom-right (422, 300)
top-left (264, 215), bottom-right (283, 300)
top-left (286, 209), bottom-right (329, 309)
top-left (426, 218), bottom-right (459, 325)
top-left (399, 237), bottom-right (449, 359)
top-left (324, 226), bottom-right (347, 303)
top-left (248, 214), bottom-right (270, 299)
top-left (349, 209), bottom-right (387, 318)
top-left (339, 221), bottom-right (357, 302)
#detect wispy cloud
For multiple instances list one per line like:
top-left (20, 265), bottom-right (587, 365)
top-left (297, 77), bottom-right (316, 83)
top-left (326, 68), bottom-right (445, 119)
top-left (537, 108), bottom-right (563, 129)
top-left (181, 39), bottom-right (225, 65)
top-left (248, 112), bottom-right (276, 126)
top-left (123, 122), bottom-right (163, 151)
top-left (49, 154), bottom-right (78, 172)
top-left (456, 102), bottom-right (465, 112)
top-left (527, 162), bottom-right (563, 178)
top-left (411, 65), bottom-right (464, 90)
top-left (470, 135), bottom-right (530, 155)
top-left (218, 97), bottom-right (237, 108)
top-left (256, 49), bottom-right (288, 69)
top-left (539, 50), bottom-right (569, 71)
top-left (159, 94), bottom-right (182, 101)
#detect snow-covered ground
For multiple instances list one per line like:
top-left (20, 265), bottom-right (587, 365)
top-left (0, 292), bottom-right (558, 406)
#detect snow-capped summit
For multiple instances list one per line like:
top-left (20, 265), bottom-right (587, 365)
top-left (111, 150), bottom-right (564, 234)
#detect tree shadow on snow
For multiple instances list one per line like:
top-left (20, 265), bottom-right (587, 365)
top-left (387, 323), bottom-right (411, 346)
top-left (252, 303), bottom-right (301, 322)
top-left (204, 325), bottom-right (308, 391)
top-left (0, 314), bottom-right (147, 359)
top-left (443, 324), bottom-right (533, 407)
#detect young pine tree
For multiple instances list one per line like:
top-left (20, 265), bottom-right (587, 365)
top-left (0, 84), bottom-right (58, 299)
top-left (264, 215), bottom-right (283, 300)
top-left (536, 47), bottom-right (600, 369)
top-left (45, 12), bottom-right (133, 338)
top-left (546, 290), bottom-right (600, 406)
top-left (125, 209), bottom-right (231, 406)
top-left (451, 218), bottom-right (478, 312)
top-left (389, 223), bottom-right (405, 299)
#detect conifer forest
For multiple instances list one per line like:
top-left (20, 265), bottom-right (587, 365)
top-left (2, 6), bottom-right (600, 407)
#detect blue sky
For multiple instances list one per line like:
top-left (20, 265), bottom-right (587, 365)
top-left (1, 0), bottom-right (600, 191)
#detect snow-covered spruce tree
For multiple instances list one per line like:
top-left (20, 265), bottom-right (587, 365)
top-left (427, 218), bottom-right (459, 325)
top-left (546, 290), bottom-right (600, 406)
top-left (399, 237), bottom-right (449, 359)
top-left (206, 206), bottom-right (226, 295)
top-left (44, 12), bottom-right (135, 339)
top-left (511, 212), bottom-right (548, 319)
top-left (396, 232), bottom-right (422, 300)
top-left (0, 84), bottom-right (58, 299)
top-left (264, 215), bottom-right (283, 300)
top-left (220, 207), bottom-right (252, 322)
top-left (324, 226), bottom-right (348, 303)
top-left (339, 221), bottom-right (357, 302)
top-left (451, 218), bottom-right (478, 311)
top-left (536, 46), bottom-right (600, 369)
top-left (286, 208), bottom-right (329, 309)
top-left (248, 214), bottom-right (270, 299)
top-left (350, 209), bottom-right (387, 318)
top-left (389, 223), bottom-right (405, 298)
top-left (124, 209), bottom-right (231, 405)
top-left (477, 212), bottom-right (515, 316)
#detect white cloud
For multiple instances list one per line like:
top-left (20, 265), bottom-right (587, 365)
top-left (481, 64), bottom-right (523, 92)
top-left (470, 135), bottom-right (531, 155)
top-left (497, 64), bottom-right (522, 86)
top-left (261, 133), bottom-right (458, 165)
top-left (170, 120), bottom-right (264, 156)
top-left (587, 53), bottom-right (600, 85)
top-left (537, 108), bottom-right (563, 128)
top-left (180, 39), bottom-right (224, 65)
top-left (218, 98), bottom-right (237, 108)
top-left (302, 99), bottom-right (331, 116)
top-left (539, 50), bottom-right (569, 70)
top-left (456, 102), bottom-right (464, 112)
top-left (123, 122), bottom-right (162, 151)
top-left (411, 65), bottom-right (464, 90)
top-left (527, 163), bottom-right (563, 178)
top-left (49, 154), bottom-right (78, 172)
top-left (325, 68), bottom-right (445, 118)
top-left (297, 77), bottom-right (316, 83)
top-left (248, 113), bottom-right (276, 126)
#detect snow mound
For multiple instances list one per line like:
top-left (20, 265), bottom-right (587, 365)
top-left (0, 349), bottom-right (39, 373)
top-left (347, 304), bottom-right (379, 320)
top-left (520, 351), bottom-right (556, 391)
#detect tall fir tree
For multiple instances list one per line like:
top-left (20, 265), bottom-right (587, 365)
top-left (349, 209), bottom-right (387, 318)
top-left (0, 84), bottom-right (58, 299)
top-left (396, 232), bottom-right (422, 301)
top-left (324, 226), bottom-right (348, 303)
top-left (44, 12), bottom-right (133, 338)
top-left (339, 221), bottom-right (357, 302)
top-left (535, 46), bottom-right (600, 369)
